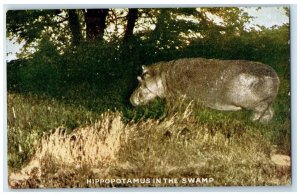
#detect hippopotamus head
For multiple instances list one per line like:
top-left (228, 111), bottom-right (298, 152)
top-left (130, 65), bottom-right (165, 106)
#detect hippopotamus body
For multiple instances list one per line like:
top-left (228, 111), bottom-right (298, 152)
top-left (130, 58), bottom-right (280, 122)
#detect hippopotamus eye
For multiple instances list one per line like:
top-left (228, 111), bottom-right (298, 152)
top-left (142, 71), bottom-right (151, 79)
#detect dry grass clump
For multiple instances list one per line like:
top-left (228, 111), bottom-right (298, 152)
top-left (9, 111), bottom-right (130, 188)
top-left (8, 105), bottom-right (291, 189)
top-left (39, 111), bottom-right (127, 167)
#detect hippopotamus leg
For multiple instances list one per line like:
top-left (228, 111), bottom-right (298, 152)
top-left (251, 101), bottom-right (274, 122)
top-left (226, 73), bottom-right (277, 122)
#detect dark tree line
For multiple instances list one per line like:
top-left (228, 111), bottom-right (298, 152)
top-left (6, 8), bottom-right (289, 74)
top-left (7, 8), bottom-right (141, 47)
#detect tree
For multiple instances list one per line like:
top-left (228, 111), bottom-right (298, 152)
top-left (67, 10), bottom-right (82, 46)
top-left (84, 9), bottom-right (109, 40)
top-left (7, 7), bottom-right (288, 63)
top-left (124, 8), bottom-right (139, 41)
top-left (6, 10), bottom-right (61, 43)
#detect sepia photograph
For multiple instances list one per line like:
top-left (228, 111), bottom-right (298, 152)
top-left (6, 6), bottom-right (291, 189)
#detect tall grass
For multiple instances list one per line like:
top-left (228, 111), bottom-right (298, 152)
top-left (9, 104), bottom-right (290, 188)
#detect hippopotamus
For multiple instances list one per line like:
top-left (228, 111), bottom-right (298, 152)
top-left (130, 58), bottom-right (280, 122)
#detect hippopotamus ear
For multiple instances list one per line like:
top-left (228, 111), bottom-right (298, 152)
top-left (142, 65), bottom-right (148, 73)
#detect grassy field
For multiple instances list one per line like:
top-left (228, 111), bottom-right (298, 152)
top-left (6, 50), bottom-right (291, 189)
top-left (7, 74), bottom-right (291, 188)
